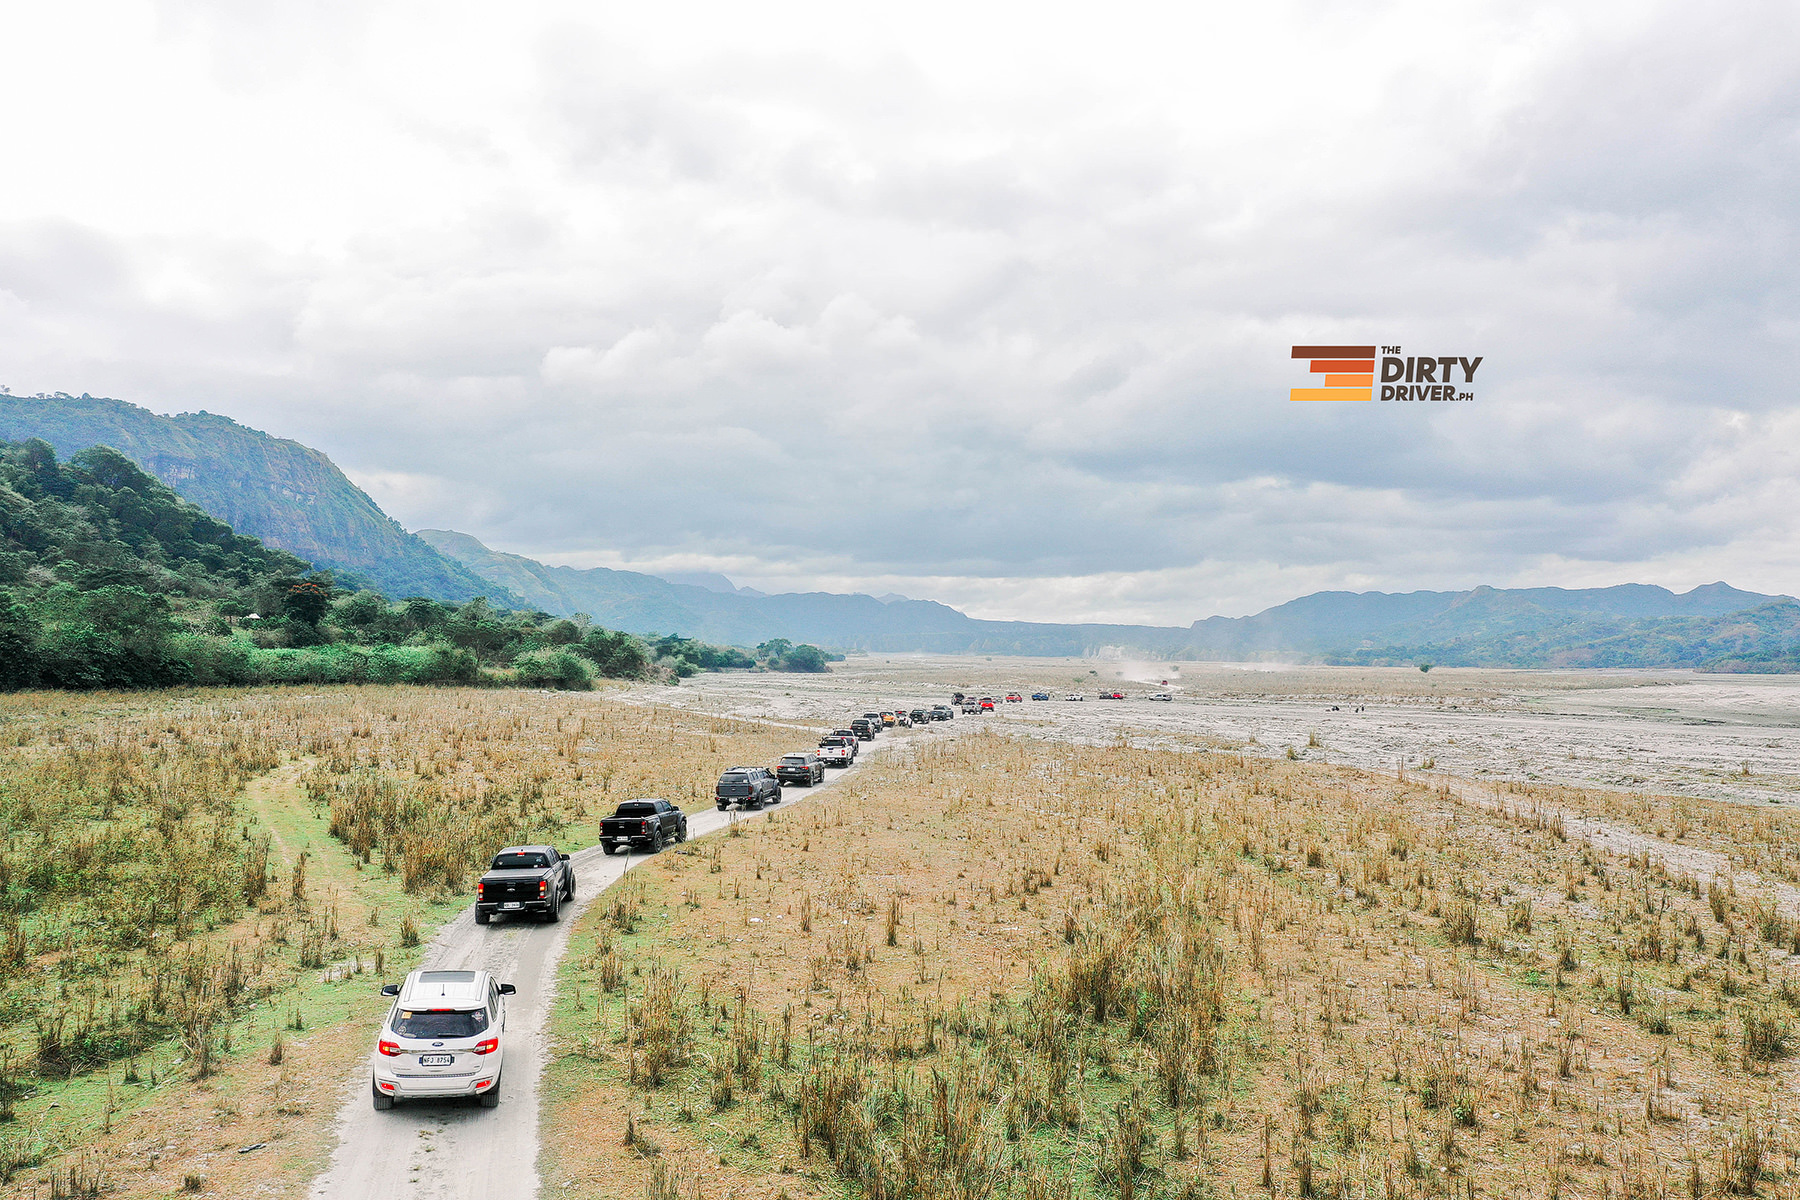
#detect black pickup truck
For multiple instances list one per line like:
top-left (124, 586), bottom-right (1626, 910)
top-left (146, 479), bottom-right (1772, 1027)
top-left (475, 845), bottom-right (575, 925)
top-left (600, 799), bottom-right (687, 855)
top-left (716, 766), bottom-right (781, 810)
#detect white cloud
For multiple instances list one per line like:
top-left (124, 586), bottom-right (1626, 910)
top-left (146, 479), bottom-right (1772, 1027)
top-left (0, 0), bottom-right (1796, 623)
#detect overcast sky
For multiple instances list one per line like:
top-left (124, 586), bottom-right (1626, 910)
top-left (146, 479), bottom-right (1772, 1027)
top-left (2, 0), bottom-right (1796, 623)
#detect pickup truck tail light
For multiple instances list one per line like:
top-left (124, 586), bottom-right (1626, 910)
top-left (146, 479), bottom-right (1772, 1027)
top-left (642, 819), bottom-right (651, 832)
top-left (476, 882), bottom-right (484, 899)
top-left (538, 880), bottom-right (548, 898)
top-left (472, 1037), bottom-right (499, 1055)
top-left (378, 1039), bottom-right (402, 1057)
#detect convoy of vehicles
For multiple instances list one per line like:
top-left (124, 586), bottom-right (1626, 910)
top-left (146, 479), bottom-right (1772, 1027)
top-left (371, 969), bottom-right (516, 1109)
top-left (474, 846), bottom-right (576, 925)
top-left (440, 681), bottom-right (1179, 1113)
top-left (440, 689), bottom-right (971, 1115)
top-left (600, 799), bottom-right (688, 853)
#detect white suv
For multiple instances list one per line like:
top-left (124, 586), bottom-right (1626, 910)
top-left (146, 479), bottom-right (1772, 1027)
top-left (370, 969), bottom-right (515, 1109)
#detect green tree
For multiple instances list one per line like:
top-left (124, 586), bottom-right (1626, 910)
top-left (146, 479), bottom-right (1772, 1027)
top-left (334, 590), bottom-right (388, 629)
top-left (282, 578), bottom-right (334, 626)
top-left (781, 644), bottom-right (829, 673)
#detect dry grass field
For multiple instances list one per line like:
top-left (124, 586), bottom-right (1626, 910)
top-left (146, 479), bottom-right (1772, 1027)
top-left (543, 726), bottom-right (1800, 1200)
top-left (0, 685), bottom-right (809, 1198)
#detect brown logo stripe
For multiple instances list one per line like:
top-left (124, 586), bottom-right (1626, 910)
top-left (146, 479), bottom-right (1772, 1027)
top-left (1290, 345), bottom-right (1375, 358)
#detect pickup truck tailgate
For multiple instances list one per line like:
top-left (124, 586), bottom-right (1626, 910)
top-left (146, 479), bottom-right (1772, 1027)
top-left (482, 875), bottom-right (542, 902)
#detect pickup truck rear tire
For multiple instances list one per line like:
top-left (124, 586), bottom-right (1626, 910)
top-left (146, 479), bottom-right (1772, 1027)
top-left (565, 875), bottom-right (577, 900)
top-left (475, 909), bottom-right (490, 926)
top-left (651, 827), bottom-right (665, 853)
top-left (372, 1079), bottom-right (394, 1111)
top-left (677, 821), bottom-right (688, 843)
top-left (545, 895), bottom-right (561, 923)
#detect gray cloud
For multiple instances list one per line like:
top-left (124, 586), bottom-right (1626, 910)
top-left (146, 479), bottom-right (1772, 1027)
top-left (1, 0), bottom-right (1796, 622)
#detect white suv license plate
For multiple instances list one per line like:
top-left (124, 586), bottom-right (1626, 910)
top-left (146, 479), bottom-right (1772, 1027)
top-left (502, 902), bottom-right (521, 910)
top-left (419, 1054), bottom-right (453, 1066)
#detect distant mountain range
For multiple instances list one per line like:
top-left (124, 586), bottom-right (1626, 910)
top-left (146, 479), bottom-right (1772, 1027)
top-left (416, 528), bottom-right (1181, 653)
top-left (419, 529), bottom-right (1799, 668)
top-left (4, 392), bottom-right (1796, 669)
top-left (1186, 582), bottom-right (1800, 667)
top-left (0, 394), bottom-right (508, 603)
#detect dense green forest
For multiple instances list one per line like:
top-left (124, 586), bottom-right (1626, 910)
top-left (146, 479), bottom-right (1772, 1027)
top-left (0, 439), bottom-right (829, 691)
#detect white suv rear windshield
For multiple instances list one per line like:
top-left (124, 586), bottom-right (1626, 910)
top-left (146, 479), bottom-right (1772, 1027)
top-left (393, 1008), bottom-right (488, 1039)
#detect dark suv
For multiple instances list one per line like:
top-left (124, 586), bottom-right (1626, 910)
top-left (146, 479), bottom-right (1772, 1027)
top-left (716, 766), bottom-right (781, 810)
top-left (776, 752), bottom-right (825, 786)
top-left (849, 718), bottom-right (878, 740)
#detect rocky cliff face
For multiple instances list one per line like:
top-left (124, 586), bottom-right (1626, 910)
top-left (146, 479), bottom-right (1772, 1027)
top-left (0, 394), bottom-right (509, 603)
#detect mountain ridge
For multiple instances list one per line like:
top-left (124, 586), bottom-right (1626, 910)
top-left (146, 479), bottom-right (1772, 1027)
top-left (0, 394), bottom-right (512, 604)
top-left (421, 528), bottom-right (1798, 667)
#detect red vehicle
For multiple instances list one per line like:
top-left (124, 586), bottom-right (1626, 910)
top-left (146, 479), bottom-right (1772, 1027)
top-left (1099, 691), bottom-right (1125, 700)
top-left (1005, 693), bottom-right (1023, 703)
top-left (979, 697), bottom-right (996, 711)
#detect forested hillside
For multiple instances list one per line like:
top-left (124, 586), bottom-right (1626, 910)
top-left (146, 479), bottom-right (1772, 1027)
top-left (0, 393), bottom-right (506, 603)
top-left (0, 439), bottom-right (675, 690)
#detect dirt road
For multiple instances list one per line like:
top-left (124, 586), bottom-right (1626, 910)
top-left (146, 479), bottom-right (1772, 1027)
top-left (303, 741), bottom-right (894, 1200)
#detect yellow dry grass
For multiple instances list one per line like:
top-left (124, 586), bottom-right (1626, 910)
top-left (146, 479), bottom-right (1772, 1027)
top-left (0, 685), bottom-right (813, 1198)
top-left (544, 728), bottom-right (1800, 1200)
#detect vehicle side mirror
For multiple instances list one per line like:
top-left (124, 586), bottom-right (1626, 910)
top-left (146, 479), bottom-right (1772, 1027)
top-left (380, 984), bottom-right (400, 996)
top-left (498, 983), bottom-right (517, 995)
top-left (560, 852), bottom-right (570, 861)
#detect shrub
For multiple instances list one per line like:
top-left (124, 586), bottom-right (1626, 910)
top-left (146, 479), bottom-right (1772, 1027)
top-left (511, 648), bottom-right (594, 690)
top-left (1741, 1007), bottom-right (1791, 1064)
top-left (1442, 899), bottom-right (1478, 944)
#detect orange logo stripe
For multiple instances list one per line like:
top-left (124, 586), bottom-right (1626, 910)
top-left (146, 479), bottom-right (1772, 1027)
top-left (1291, 344), bottom-right (1375, 401)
